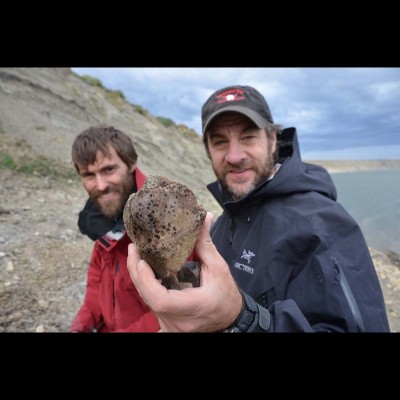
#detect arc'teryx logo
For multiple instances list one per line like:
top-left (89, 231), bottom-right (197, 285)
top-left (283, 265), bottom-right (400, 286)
top-left (241, 249), bottom-right (255, 264)
top-left (233, 249), bottom-right (255, 275)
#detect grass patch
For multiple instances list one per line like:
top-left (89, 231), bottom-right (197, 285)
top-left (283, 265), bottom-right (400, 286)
top-left (156, 116), bottom-right (174, 128)
top-left (5, 154), bottom-right (78, 180)
top-left (0, 135), bottom-right (78, 181)
top-left (176, 124), bottom-right (199, 139)
top-left (2, 153), bottom-right (17, 169)
top-left (79, 75), bottom-right (105, 89)
top-left (20, 159), bottom-right (52, 175)
top-left (133, 104), bottom-right (148, 116)
top-left (105, 89), bottom-right (126, 110)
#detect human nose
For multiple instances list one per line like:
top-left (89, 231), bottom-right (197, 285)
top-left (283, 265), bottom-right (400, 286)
top-left (95, 174), bottom-right (109, 191)
top-left (225, 141), bottom-right (244, 164)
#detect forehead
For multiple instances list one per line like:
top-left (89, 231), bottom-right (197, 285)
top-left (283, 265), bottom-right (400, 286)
top-left (94, 145), bottom-right (121, 163)
top-left (80, 145), bottom-right (122, 172)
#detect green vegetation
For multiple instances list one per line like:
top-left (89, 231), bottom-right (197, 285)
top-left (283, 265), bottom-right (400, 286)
top-left (156, 116), bottom-right (174, 127)
top-left (112, 89), bottom-right (125, 100)
top-left (1, 152), bottom-right (78, 180)
top-left (133, 104), bottom-right (148, 116)
top-left (0, 136), bottom-right (78, 181)
top-left (76, 73), bottom-right (126, 110)
top-left (71, 70), bottom-right (80, 79)
top-left (2, 153), bottom-right (16, 169)
top-left (79, 75), bottom-right (105, 89)
top-left (176, 124), bottom-right (199, 140)
top-left (155, 118), bottom-right (199, 139)
top-left (73, 71), bottom-right (199, 140)
top-left (105, 89), bottom-right (126, 110)
top-left (20, 159), bottom-right (52, 175)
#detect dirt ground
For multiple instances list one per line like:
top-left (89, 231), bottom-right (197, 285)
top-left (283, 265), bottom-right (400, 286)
top-left (0, 167), bottom-right (399, 332)
top-left (0, 168), bottom-right (92, 332)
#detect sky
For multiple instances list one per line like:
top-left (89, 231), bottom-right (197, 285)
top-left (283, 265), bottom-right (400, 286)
top-left (71, 68), bottom-right (400, 160)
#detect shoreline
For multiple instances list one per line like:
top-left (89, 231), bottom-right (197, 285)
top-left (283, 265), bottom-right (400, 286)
top-left (305, 160), bottom-right (400, 174)
top-left (369, 246), bottom-right (400, 332)
top-left (384, 249), bottom-right (400, 267)
top-left (370, 247), bottom-right (400, 266)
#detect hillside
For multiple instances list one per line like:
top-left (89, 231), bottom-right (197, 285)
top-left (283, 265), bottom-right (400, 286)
top-left (0, 67), bottom-right (221, 214)
top-left (0, 68), bottom-right (399, 332)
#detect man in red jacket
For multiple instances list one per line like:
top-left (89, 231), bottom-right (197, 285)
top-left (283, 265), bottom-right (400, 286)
top-left (70, 125), bottom-right (159, 332)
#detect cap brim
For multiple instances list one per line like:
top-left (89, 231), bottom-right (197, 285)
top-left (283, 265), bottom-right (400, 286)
top-left (202, 105), bottom-right (268, 133)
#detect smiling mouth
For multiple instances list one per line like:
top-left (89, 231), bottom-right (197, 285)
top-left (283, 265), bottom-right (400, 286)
top-left (228, 168), bottom-right (251, 177)
top-left (99, 192), bottom-right (119, 201)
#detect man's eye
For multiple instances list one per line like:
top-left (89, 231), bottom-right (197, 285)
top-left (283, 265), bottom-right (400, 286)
top-left (242, 135), bottom-right (255, 140)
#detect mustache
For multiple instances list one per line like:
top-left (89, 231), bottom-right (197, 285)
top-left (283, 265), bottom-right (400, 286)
top-left (224, 163), bottom-right (248, 173)
top-left (92, 188), bottom-right (114, 201)
top-left (222, 165), bottom-right (249, 176)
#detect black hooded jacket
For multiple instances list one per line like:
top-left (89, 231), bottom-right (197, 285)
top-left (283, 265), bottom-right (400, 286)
top-left (208, 127), bottom-right (390, 332)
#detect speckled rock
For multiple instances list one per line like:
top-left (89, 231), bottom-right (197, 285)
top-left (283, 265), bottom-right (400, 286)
top-left (123, 175), bottom-right (207, 289)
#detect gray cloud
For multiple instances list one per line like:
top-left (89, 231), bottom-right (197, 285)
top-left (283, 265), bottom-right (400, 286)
top-left (72, 68), bottom-right (400, 159)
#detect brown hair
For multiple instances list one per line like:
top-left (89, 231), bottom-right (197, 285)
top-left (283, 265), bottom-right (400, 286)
top-left (71, 125), bottom-right (138, 173)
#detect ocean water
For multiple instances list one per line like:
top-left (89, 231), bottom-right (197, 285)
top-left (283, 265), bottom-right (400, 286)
top-left (331, 168), bottom-right (400, 256)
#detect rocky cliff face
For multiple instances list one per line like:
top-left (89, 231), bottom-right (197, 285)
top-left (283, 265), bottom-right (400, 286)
top-left (0, 67), bottom-right (221, 214)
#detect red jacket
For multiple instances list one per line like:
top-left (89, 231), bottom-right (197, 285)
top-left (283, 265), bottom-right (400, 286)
top-left (70, 168), bottom-right (160, 332)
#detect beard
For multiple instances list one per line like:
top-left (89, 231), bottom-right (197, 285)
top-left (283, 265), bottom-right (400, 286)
top-left (216, 143), bottom-right (276, 201)
top-left (91, 173), bottom-right (134, 219)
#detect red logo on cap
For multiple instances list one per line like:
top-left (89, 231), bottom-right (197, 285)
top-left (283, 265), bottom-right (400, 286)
top-left (215, 88), bottom-right (245, 104)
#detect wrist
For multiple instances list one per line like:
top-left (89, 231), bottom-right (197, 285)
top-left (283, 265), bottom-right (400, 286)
top-left (224, 291), bottom-right (245, 330)
top-left (222, 291), bottom-right (271, 333)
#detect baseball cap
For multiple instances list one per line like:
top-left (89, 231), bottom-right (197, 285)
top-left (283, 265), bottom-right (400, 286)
top-left (201, 85), bottom-right (274, 133)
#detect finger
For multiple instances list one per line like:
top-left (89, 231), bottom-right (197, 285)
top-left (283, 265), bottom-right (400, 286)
top-left (127, 243), bottom-right (141, 283)
top-left (196, 211), bottom-right (214, 247)
top-left (134, 259), bottom-right (173, 310)
top-left (127, 243), bottom-right (160, 291)
top-left (195, 212), bottom-right (221, 265)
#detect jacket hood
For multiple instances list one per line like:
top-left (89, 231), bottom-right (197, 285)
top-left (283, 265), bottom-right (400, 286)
top-left (208, 127), bottom-right (337, 211)
top-left (78, 167), bottom-right (147, 241)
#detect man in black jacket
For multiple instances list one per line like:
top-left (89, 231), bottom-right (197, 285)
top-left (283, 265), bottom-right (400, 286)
top-left (127, 85), bottom-right (390, 332)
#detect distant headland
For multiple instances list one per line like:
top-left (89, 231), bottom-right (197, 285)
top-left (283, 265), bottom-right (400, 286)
top-left (306, 159), bottom-right (400, 174)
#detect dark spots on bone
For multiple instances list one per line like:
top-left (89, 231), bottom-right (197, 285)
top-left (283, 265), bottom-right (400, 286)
top-left (122, 175), bottom-right (207, 288)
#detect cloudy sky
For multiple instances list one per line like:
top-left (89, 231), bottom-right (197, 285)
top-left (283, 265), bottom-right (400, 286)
top-left (72, 68), bottom-right (400, 160)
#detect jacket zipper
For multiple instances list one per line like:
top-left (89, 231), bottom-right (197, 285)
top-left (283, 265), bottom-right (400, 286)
top-left (229, 217), bottom-right (234, 245)
top-left (330, 257), bottom-right (365, 332)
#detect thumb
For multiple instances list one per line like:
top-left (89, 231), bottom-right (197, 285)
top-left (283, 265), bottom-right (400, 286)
top-left (195, 211), bottom-right (220, 265)
top-left (127, 243), bottom-right (156, 285)
top-left (196, 211), bottom-right (213, 246)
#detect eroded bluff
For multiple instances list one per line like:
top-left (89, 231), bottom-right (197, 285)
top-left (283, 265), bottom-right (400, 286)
top-left (123, 175), bottom-right (207, 289)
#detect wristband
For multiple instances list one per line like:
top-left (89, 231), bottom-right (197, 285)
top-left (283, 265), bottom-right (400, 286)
top-left (223, 291), bottom-right (271, 333)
